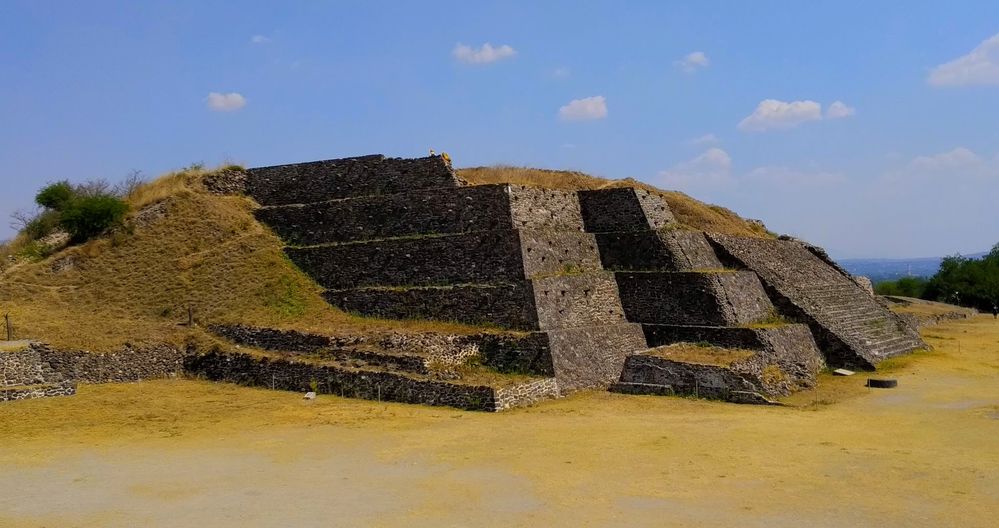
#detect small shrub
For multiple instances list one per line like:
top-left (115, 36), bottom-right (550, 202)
top-left (59, 195), bottom-right (129, 242)
top-left (35, 181), bottom-right (75, 210)
top-left (23, 210), bottom-right (61, 240)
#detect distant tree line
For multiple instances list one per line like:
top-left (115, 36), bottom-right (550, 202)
top-left (875, 243), bottom-right (999, 312)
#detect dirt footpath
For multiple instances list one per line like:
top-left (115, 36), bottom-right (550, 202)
top-left (1, 316), bottom-right (997, 527)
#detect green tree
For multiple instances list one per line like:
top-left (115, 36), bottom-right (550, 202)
top-left (58, 195), bottom-right (128, 242)
top-left (923, 244), bottom-right (999, 311)
top-left (35, 181), bottom-right (76, 210)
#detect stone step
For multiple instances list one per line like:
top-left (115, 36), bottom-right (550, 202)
top-left (285, 229), bottom-right (601, 289)
top-left (245, 154), bottom-right (461, 206)
top-left (326, 273), bottom-right (629, 332)
top-left (286, 229), bottom-right (602, 290)
top-left (592, 229), bottom-right (724, 272)
top-left (256, 184), bottom-right (587, 246)
top-left (578, 188), bottom-right (675, 233)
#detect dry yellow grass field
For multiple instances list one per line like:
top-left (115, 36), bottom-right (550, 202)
top-left (1, 315), bottom-right (995, 527)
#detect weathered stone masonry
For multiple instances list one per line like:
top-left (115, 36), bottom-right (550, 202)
top-left (232, 153), bottom-right (925, 407)
top-left (246, 156), bottom-right (648, 394)
top-left (1, 344), bottom-right (76, 402)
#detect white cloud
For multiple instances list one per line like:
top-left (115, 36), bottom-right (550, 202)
top-left (687, 133), bottom-right (719, 146)
top-left (452, 43), bottom-right (517, 64)
top-left (826, 101), bottom-right (856, 119)
top-left (738, 99), bottom-right (823, 131)
top-left (206, 92), bottom-right (247, 112)
top-left (928, 33), bottom-right (999, 87)
top-left (676, 51), bottom-right (710, 73)
top-left (558, 96), bottom-right (608, 121)
top-left (551, 66), bottom-right (571, 79)
top-left (250, 35), bottom-right (271, 44)
top-left (909, 147), bottom-right (983, 171)
top-left (658, 148), bottom-right (733, 189)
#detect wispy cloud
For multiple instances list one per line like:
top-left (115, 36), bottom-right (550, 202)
top-left (687, 133), bottom-right (719, 146)
top-left (928, 33), bottom-right (999, 87)
top-left (206, 92), bottom-right (247, 112)
top-left (738, 99), bottom-right (855, 132)
top-left (826, 101), bottom-right (856, 119)
top-left (250, 35), bottom-right (271, 45)
top-left (676, 51), bottom-right (710, 73)
top-left (882, 147), bottom-right (998, 185)
top-left (452, 43), bottom-right (517, 64)
top-left (909, 147), bottom-right (984, 171)
top-left (658, 148), bottom-right (733, 190)
top-left (738, 99), bottom-right (822, 131)
top-left (558, 96), bottom-right (608, 121)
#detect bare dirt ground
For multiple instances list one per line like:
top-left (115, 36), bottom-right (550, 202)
top-left (1, 316), bottom-right (996, 527)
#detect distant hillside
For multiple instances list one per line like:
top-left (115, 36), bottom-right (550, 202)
top-left (840, 252), bottom-right (988, 283)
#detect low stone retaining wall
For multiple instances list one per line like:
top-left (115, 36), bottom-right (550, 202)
top-left (36, 343), bottom-right (185, 383)
top-left (184, 350), bottom-right (558, 412)
top-left (0, 381), bottom-right (76, 402)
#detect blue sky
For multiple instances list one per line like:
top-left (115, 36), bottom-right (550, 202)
top-left (2, 1), bottom-right (998, 258)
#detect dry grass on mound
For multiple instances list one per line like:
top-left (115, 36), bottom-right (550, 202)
top-left (645, 342), bottom-right (756, 366)
top-left (458, 165), bottom-right (770, 238)
top-left (0, 167), bottom-right (486, 351)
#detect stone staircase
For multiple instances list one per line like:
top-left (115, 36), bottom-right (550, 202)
top-left (575, 188), bottom-right (825, 402)
top-left (1, 342), bottom-right (76, 402)
top-left (244, 155), bottom-right (647, 398)
top-left (708, 234), bottom-right (926, 368)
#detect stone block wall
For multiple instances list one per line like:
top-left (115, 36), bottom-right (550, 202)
top-left (246, 155), bottom-right (461, 206)
top-left (327, 283), bottom-right (540, 330)
top-left (1, 382), bottom-right (76, 402)
top-left (38, 344), bottom-right (185, 383)
top-left (593, 229), bottom-right (723, 271)
top-left (532, 273), bottom-right (629, 329)
top-left (578, 188), bottom-right (676, 232)
top-left (287, 231), bottom-right (526, 289)
top-left (287, 229), bottom-right (602, 290)
top-left (544, 324), bottom-right (647, 390)
top-left (255, 184), bottom-right (587, 247)
top-left (1, 348), bottom-right (50, 386)
top-left (614, 271), bottom-right (773, 325)
top-left (1, 345), bottom-right (77, 402)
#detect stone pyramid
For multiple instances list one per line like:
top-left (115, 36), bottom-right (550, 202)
top-left (242, 154), bottom-right (926, 404)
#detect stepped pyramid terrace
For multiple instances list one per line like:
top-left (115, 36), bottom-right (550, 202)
top-left (172, 153), bottom-right (924, 410)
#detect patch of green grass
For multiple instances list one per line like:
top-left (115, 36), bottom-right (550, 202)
top-left (262, 275), bottom-right (308, 318)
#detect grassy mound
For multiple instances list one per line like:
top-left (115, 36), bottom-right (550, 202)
top-left (1, 162), bottom-right (768, 351)
top-left (0, 167), bottom-right (478, 351)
